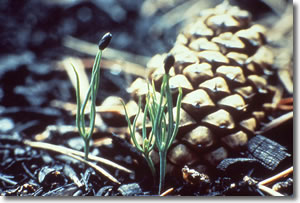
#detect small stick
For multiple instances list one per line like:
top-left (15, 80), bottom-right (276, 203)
top-left (24, 140), bottom-right (133, 174)
top-left (257, 185), bottom-right (284, 196)
top-left (277, 97), bottom-right (293, 110)
top-left (259, 167), bottom-right (293, 186)
top-left (21, 162), bottom-right (36, 180)
top-left (160, 187), bottom-right (174, 196)
top-left (278, 97), bottom-right (293, 105)
top-left (277, 105), bottom-right (293, 111)
top-left (0, 174), bottom-right (17, 185)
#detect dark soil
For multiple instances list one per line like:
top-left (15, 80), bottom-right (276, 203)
top-left (0, 0), bottom-right (293, 196)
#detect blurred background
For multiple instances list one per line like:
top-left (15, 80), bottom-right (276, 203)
top-left (0, 0), bottom-right (293, 136)
top-left (0, 0), bottom-right (293, 57)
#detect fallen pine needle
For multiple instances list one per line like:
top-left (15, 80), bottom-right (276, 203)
top-left (65, 152), bottom-right (121, 184)
top-left (160, 188), bottom-right (174, 196)
top-left (256, 167), bottom-right (293, 196)
top-left (67, 154), bottom-right (121, 184)
top-left (24, 140), bottom-right (133, 174)
top-left (259, 167), bottom-right (293, 186)
top-left (23, 140), bottom-right (131, 184)
top-left (257, 184), bottom-right (284, 196)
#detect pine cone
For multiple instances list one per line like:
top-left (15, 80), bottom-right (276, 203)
top-left (128, 1), bottom-right (277, 175)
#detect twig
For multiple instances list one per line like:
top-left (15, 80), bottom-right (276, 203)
top-left (0, 174), bottom-right (17, 185)
top-left (256, 167), bottom-right (293, 196)
top-left (24, 140), bottom-right (133, 174)
top-left (277, 97), bottom-right (293, 111)
top-left (21, 162), bottom-right (36, 180)
top-left (256, 111), bottom-right (293, 134)
top-left (259, 167), bottom-right (293, 186)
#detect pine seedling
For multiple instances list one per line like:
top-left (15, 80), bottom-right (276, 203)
top-left (71, 32), bottom-right (112, 160)
top-left (121, 97), bottom-right (157, 179)
top-left (146, 53), bottom-right (182, 194)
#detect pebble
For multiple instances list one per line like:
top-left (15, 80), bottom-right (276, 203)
top-left (96, 186), bottom-right (114, 196)
top-left (117, 183), bottom-right (142, 196)
top-left (67, 137), bottom-right (85, 151)
top-left (0, 118), bottom-right (14, 133)
top-left (14, 148), bottom-right (26, 157)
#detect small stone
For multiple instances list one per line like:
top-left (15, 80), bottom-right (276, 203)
top-left (182, 165), bottom-right (210, 185)
top-left (38, 166), bottom-right (56, 184)
top-left (0, 118), bottom-right (14, 133)
top-left (67, 137), bottom-right (85, 151)
top-left (117, 183), bottom-right (142, 196)
top-left (14, 147), bottom-right (26, 157)
top-left (96, 186), bottom-right (113, 196)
